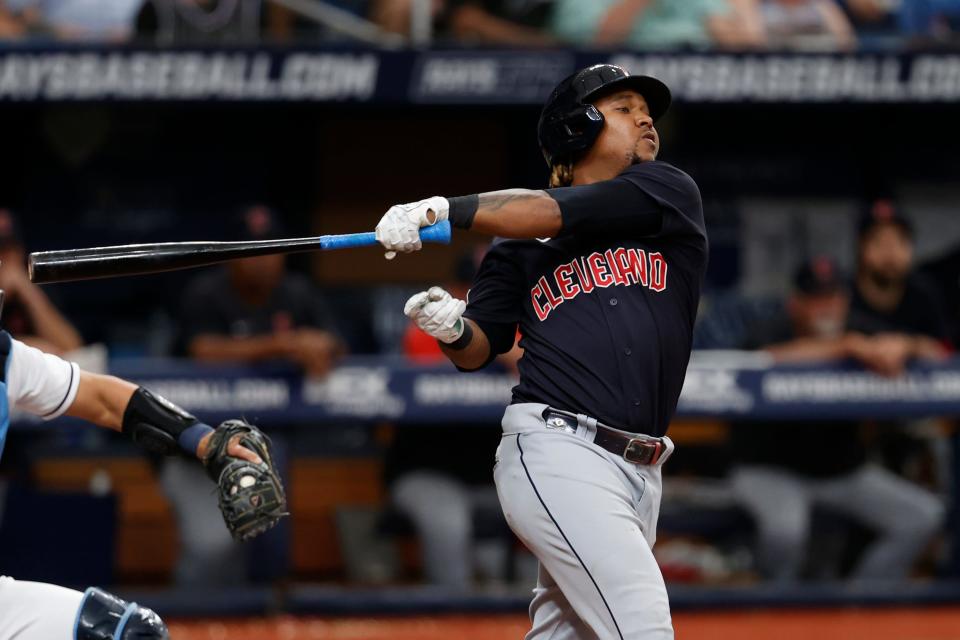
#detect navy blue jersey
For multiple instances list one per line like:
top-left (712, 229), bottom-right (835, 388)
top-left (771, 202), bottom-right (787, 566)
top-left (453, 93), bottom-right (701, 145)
top-left (464, 161), bottom-right (707, 436)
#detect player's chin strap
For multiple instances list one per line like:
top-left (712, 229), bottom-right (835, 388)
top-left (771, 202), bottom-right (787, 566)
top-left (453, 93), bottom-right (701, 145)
top-left (74, 586), bottom-right (169, 640)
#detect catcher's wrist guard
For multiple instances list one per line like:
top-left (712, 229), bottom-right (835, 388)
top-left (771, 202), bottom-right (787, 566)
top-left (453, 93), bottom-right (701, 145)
top-left (75, 586), bottom-right (169, 640)
top-left (203, 419), bottom-right (288, 541)
top-left (121, 387), bottom-right (210, 456)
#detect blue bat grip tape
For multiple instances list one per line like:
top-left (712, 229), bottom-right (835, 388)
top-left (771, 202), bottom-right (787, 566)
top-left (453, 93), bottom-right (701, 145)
top-left (318, 220), bottom-right (451, 250)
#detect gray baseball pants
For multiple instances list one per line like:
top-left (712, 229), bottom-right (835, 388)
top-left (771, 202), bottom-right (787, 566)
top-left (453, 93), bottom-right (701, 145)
top-left (494, 403), bottom-right (675, 640)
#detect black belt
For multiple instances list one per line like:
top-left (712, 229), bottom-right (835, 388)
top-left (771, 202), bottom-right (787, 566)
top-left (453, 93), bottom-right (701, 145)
top-left (542, 408), bottom-right (665, 466)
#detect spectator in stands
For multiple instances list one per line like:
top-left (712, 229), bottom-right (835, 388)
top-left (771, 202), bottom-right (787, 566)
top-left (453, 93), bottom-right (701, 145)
top-left (5, 0), bottom-right (143, 41)
top-left (724, 257), bottom-right (944, 582)
top-left (370, 0), bottom-right (558, 45)
top-left (549, 0), bottom-right (766, 49)
top-left (136, 0), bottom-right (260, 44)
top-left (898, 1), bottom-right (960, 38)
top-left (164, 204), bottom-right (342, 587)
top-left (841, 0), bottom-right (960, 42)
top-left (756, 0), bottom-right (857, 50)
top-left (179, 204), bottom-right (342, 377)
top-left (0, 209), bottom-right (84, 356)
top-left (848, 199), bottom-right (952, 503)
top-left (385, 246), bottom-right (520, 590)
top-left (839, 0), bottom-right (899, 29)
top-left (441, 0), bottom-right (557, 46)
top-left (0, 1), bottom-right (30, 38)
top-left (848, 199), bottom-right (951, 355)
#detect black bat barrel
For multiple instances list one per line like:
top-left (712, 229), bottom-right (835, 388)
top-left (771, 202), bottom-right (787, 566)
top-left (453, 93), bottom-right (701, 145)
top-left (28, 237), bottom-right (323, 284)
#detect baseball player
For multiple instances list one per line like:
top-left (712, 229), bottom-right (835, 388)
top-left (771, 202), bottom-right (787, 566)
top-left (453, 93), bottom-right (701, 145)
top-left (376, 64), bottom-right (707, 639)
top-left (0, 297), bottom-right (284, 639)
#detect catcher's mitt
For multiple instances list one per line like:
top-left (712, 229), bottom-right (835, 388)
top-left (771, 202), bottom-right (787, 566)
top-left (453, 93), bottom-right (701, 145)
top-left (202, 419), bottom-right (288, 541)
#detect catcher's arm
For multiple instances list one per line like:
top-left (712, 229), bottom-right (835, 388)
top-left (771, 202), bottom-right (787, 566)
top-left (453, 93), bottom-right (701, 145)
top-left (7, 336), bottom-right (281, 540)
top-left (68, 370), bottom-right (261, 463)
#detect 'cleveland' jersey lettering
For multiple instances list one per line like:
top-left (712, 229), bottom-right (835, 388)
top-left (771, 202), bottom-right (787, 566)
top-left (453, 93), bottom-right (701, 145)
top-left (532, 248), bottom-right (669, 321)
top-left (464, 161), bottom-right (707, 437)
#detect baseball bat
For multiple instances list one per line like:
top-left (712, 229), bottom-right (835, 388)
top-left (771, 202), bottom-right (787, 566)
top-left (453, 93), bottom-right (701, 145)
top-left (28, 220), bottom-right (452, 284)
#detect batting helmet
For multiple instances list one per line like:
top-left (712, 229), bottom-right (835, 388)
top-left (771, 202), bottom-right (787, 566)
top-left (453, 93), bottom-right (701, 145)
top-left (538, 64), bottom-right (671, 168)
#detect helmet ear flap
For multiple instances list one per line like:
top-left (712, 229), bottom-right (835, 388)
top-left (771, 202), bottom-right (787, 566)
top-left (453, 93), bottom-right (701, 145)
top-left (541, 104), bottom-right (605, 166)
top-left (562, 105), bottom-right (603, 138)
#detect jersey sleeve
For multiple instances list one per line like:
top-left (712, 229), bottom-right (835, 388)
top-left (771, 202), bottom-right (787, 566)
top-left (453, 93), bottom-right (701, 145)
top-left (548, 161), bottom-right (706, 241)
top-left (6, 338), bottom-right (80, 420)
top-left (463, 242), bottom-right (524, 359)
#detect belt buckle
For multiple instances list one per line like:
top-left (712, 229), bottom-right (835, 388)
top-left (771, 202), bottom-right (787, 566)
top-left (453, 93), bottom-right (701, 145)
top-left (544, 411), bottom-right (576, 434)
top-left (624, 437), bottom-right (662, 465)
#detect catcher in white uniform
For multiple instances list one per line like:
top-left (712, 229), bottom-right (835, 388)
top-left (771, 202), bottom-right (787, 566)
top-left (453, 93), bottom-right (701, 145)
top-left (0, 323), bottom-right (287, 639)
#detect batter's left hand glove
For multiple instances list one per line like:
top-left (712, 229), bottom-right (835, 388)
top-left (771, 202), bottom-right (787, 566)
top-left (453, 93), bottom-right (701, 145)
top-left (376, 196), bottom-right (449, 260)
top-left (202, 419), bottom-right (288, 542)
top-left (404, 286), bottom-right (466, 344)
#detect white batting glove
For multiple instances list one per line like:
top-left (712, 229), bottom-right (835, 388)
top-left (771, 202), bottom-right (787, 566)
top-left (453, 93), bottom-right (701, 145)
top-left (404, 286), bottom-right (466, 344)
top-left (376, 196), bottom-right (449, 260)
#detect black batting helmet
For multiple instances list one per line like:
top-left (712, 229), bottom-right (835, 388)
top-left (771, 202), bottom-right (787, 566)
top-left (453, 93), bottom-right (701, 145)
top-left (538, 64), bottom-right (671, 168)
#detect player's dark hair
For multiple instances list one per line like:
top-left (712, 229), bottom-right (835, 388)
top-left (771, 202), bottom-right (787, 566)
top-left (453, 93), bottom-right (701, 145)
top-left (549, 162), bottom-right (574, 188)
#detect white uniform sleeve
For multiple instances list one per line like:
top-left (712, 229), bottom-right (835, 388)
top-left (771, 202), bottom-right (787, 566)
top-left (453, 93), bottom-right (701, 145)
top-left (6, 338), bottom-right (81, 420)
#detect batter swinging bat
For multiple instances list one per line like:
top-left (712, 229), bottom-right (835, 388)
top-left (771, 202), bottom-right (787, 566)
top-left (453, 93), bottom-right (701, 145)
top-left (28, 221), bottom-right (452, 284)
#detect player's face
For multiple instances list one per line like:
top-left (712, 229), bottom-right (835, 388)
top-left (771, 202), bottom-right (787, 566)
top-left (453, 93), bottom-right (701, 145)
top-left (790, 291), bottom-right (849, 338)
top-left (859, 224), bottom-right (912, 287)
top-left (590, 90), bottom-right (659, 166)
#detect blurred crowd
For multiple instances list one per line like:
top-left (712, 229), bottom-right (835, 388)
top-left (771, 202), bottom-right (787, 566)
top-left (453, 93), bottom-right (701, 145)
top-left (680, 199), bottom-right (955, 584)
top-left (0, 0), bottom-right (959, 49)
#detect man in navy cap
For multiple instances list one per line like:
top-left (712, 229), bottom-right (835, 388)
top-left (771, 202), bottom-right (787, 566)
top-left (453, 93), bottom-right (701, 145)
top-left (848, 199), bottom-right (951, 356)
top-left (178, 204), bottom-right (342, 377)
